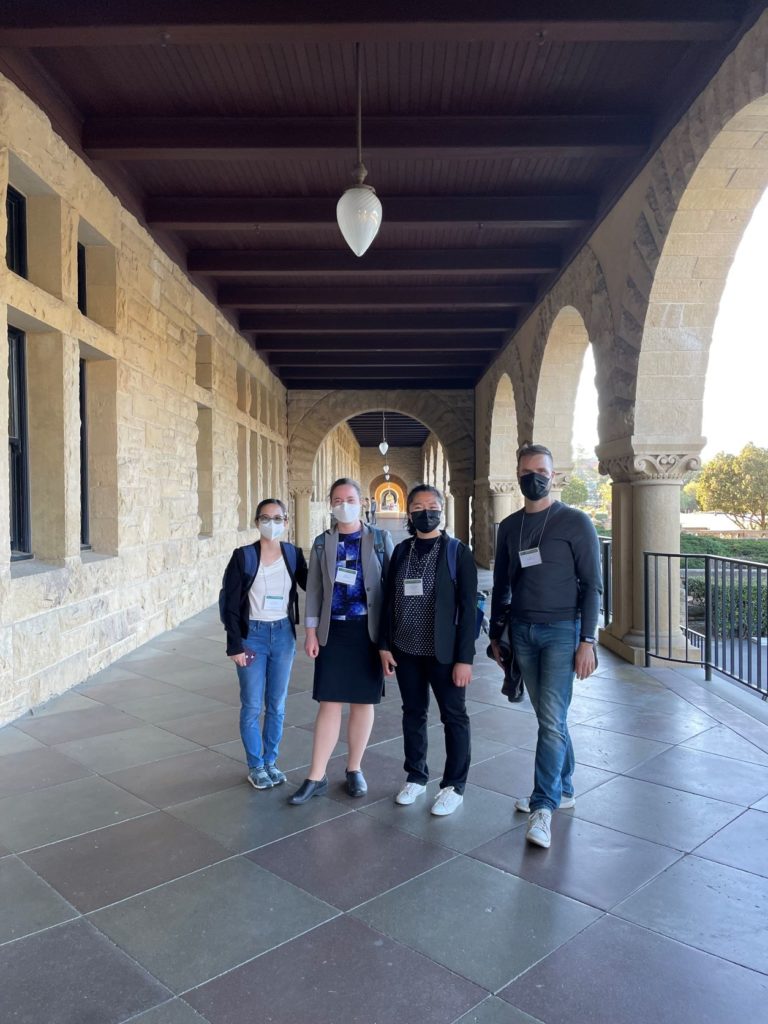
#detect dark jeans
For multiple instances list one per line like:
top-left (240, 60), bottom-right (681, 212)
top-left (393, 649), bottom-right (471, 794)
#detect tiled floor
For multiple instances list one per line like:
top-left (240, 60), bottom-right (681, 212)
top-left (2, 600), bottom-right (768, 1023)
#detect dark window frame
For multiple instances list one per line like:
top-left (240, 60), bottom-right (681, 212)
top-left (77, 241), bottom-right (87, 315)
top-left (79, 358), bottom-right (90, 549)
top-left (6, 185), bottom-right (28, 278)
top-left (8, 327), bottom-right (32, 559)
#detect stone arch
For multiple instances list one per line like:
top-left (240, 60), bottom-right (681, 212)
top-left (372, 475), bottom-right (407, 514)
top-left (489, 374), bottom-right (517, 480)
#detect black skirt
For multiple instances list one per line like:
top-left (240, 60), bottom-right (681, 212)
top-left (313, 618), bottom-right (384, 704)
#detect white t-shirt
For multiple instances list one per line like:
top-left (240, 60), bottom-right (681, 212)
top-left (248, 558), bottom-right (290, 621)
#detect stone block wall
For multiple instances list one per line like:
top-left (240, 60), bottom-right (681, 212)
top-left (309, 421), bottom-right (361, 541)
top-left (0, 75), bottom-right (288, 723)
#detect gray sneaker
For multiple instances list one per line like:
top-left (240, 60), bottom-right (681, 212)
top-left (265, 764), bottom-right (287, 785)
top-left (515, 795), bottom-right (575, 813)
top-left (247, 767), bottom-right (274, 790)
top-left (526, 808), bottom-right (552, 848)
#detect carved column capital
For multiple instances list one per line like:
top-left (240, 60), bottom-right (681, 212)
top-left (488, 478), bottom-right (518, 495)
top-left (598, 452), bottom-right (700, 483)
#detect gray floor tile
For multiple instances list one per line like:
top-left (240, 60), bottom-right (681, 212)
top-left (500, 914), bottom-right (768, 1024)
top-left (116, 692), bottom-right (230, 725)
top-left (0, 776), bottom-right (154, 853)
top-left (614, 855), bottom-right (768, 974)
top-left (361, 782), bottom-right (521, 854)
top-left (12, 704), bottom-right (144, 745)
top-left (565, 694), bottom-right (634, 724)
top-left (55, 725), bottom-right (202, 774)
top-left (470, 814), bottom-right (681, 910)
top-left (468, 747), bottom-right (614, 803)
top-left (128, 1000), bottom-right (211, 1024)
top-left (695, 812), bottom-right (768, 876)
top-left (304, 749), bottom-right (413, 807)
top-left (352, 856), bottom-right (600, 990)
top-left (683, 724), bottom-right (768, 766)
top-left (468, 706), bottom-right (540, 747)
top-left (0, 726), bottom-right (45, 756)
top-left (534, 724), bottom-right (671, 773)
top-left (753, 793), bottom-right (768, 811)
top-left (573, 775), bottom-right (742, 851)
top-left (455, 998), bottom-right (544, 1024)
top-left (0, 746), bottom-right (91, 797)
top-left (582, 707), bottom-right (714, 744)
top-left (372, 724), bottom-right (509, 768)
top-left (159, 707), bottom-right (241, 747)
top-left (211, 723), bottom-right (333, 770)
top-left (167, 781), bottom-right (351, 853)
top-left (247, 810), bottom-right (454, 910)
top-left (573, 674), bottom-right (663, 706)
top-left (80, 675), bottom-right (184, 705)
top-left (0, 918), bottom-right (170, 1024)
top-left (0, 855), bottom-right (79, 943)
top-left (283, 688), bottom-right (321, 727)
top-left (89, 857), bottom-right (337, 993)
top-left (195, 683), bottom-right (242, 707)
top-left (627, 744), bottom-right (768, 805)
top-left (25, 690), bottom-right (103, 716)
top-left (144, 663), bottom-right (234, 692)
top-left (186, 915), bottom-right (486, 1024)
top-left (22, 811), bottom-right (232, 912)
top-left (104, 749), bottom-right (246, 807)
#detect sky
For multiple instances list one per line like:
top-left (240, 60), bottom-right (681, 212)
top-left (572, 187), bottom-right (768, 462)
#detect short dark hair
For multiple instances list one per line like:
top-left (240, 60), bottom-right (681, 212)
top-left (516, 443), bottom-right (553, 467)
top-left (329, 477), bottom-right (362, 501)
top-left (254, 498), bottom-right (287, 522)
top-left (405, 484), bottom-right (444, 536)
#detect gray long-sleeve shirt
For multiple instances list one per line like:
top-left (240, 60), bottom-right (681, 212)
top-left (490, 501), bottom-right (602, 637)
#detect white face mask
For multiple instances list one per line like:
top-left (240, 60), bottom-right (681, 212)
top-left (259, 520), bottom-right (285, 542)
top-left (332, 501), bottom-right (361, 524)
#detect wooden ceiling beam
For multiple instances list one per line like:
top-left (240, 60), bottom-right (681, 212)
top-left (279, 365), bottom-right (478, 379)
top-left (221, 284), bottom-right (533, 309)
top-left (268, 351), bottom-right (487, 368)
top-left (84, 115), bottom-right (650, 160)
top-left (253, 334), bottom-right (504, 352)
top-left (148, 195), bottom-right (595, 230)
top-left (240, 311), bottom-right (515, 333)
top-left (188, 247), bottom-right (561, 276)
top-left (0, 2), bottom-right (740, 46)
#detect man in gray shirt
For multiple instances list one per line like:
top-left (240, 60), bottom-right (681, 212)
top-left (490, 443), bottom-right (602, 849)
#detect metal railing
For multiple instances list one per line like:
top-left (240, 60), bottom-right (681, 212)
top-left (644, 551), bottom-right (768, 699)
top-left (598, 536), bottom-right (612, 628)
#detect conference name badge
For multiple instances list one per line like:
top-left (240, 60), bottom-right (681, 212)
top-left (519, 547), bottom-right (543, 568)
top-left (403, 578), bottom-right (424, 597)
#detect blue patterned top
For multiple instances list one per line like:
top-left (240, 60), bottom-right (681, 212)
top-left (331, 530), bottom-right (368, 619)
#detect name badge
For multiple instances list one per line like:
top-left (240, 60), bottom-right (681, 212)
top-left (264, 594), bottom-right (284, 612)
top-left (519, 547), bottom-right (543, 568)
top-left (335, 566), bottom-right (358, 585)
top-left (403, 578), bottom-right (424, 597)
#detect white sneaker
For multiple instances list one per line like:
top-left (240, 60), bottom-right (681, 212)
top-left (431, 786), bottom-right (464, 816)
top-left (395, 782), bottom-right (427, 805)
top-left (515, 795), bottom-right (575, 813)
top-left (526, 808), bottom-right (552, 848)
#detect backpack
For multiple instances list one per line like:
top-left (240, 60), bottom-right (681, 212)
top-left (444, 536), bottom-right (486, 640)
top-left (219, 542), bottom-right (299, 625)
top-left (314, 526), bottom-right (387, 579)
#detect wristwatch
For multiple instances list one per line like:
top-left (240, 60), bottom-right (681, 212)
top-left (579, 635), bottom-right (596, 644)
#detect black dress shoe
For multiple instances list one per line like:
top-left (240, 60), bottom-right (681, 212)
top-left (288, 777), bottom-right (328, 805)
top-left (345, 769), bottom-right (368, 797)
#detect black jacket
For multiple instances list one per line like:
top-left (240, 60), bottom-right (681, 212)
top-left (221, 541), bottom-right (308, 656)
top-left (379, 534), bottom-right (478, 666)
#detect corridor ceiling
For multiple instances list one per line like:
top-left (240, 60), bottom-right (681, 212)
top-left (1, 2), bottom-right (762, 389)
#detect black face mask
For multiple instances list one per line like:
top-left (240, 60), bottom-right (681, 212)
top-left (411, 509), bottom-right (442, 533)
top-left (519, 472), bottom-right (552, 501)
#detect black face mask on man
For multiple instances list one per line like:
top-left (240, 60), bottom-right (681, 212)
top-left (519, 472), bottom-right (552, 501)
top-left (411, 509), bottom-right (442, 533)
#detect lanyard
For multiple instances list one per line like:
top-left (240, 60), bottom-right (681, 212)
top-left (519, 503), bottom-right (553, 554)
top-left (404, 537), bottom-right (440, 580)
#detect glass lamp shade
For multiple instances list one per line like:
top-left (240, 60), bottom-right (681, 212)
top-left (382, 464), bottom-right (390, 473)
top-left (385, 473), bottom-right (390, 481)
top-left (378, 441), bottom-right (389, 455)
top-left (336, 185), bottom-right (382, 257)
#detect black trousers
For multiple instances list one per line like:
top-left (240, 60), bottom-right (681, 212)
top-left (393, 649), bottom-right (471, 794)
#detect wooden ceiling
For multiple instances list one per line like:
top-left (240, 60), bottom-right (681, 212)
top-left (0, 2), bottom-right (760, 389)
top-left (346, 413), bottom-right (429, 449)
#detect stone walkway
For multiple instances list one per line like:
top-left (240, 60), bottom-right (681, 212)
top-left (2, 601), bottom-right (768, 1023)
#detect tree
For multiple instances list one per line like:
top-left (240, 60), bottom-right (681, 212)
top-left (696, 443), bottom-right (768, 530)
top-left (681, 477), bottom-right (700, 513)
top-left (561, 476), bottom-right (589, 507)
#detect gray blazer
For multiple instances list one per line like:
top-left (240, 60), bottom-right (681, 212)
top-left (305, 523), bottom-right (394, 645)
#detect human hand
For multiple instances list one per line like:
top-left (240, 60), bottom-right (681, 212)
top-left (452, 662), bottom-right (472, 687)
top-left (574, 642), bottom-right (596, 680)
top-left (305, 629), bottom-right (320, 659)
top-left (380, 650), bottom-right (398, 677)
top-left (490, 640), bottom-right (505, 669)
top-left (229, 653), bottom-right (247, 668)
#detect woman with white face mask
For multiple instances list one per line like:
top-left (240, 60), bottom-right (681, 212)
top-left (221, 499), bottom-right (308, 790)
top-left (289, 478), bottom-right (394, 804)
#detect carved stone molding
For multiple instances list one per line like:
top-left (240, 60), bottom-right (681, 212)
top-left (488, 479), bottom-right (519, 495)
top-left (598, 452), bottom-right (701, 483)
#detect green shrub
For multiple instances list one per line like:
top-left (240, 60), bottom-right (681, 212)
top-left (686, 578), bottom-right (768, 636)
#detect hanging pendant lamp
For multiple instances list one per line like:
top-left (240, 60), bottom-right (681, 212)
top-left (378, 410), bottom-right (389, 455)
top-left (336, 43), bottom-right (382, 257)
top-left (382, 464), bottom-right (390, 474)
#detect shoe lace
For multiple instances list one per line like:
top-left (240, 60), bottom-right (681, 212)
top-left (435, 787), bottom-right (455, 806)
top-left (530, 809), bottom-right (550, 831)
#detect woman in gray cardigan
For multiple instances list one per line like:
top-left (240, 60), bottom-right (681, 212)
top-left (289, 478), bottom-right (394, 804)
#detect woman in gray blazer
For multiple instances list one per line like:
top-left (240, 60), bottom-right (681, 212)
top-left (288, 478), bottom-right (394, 804)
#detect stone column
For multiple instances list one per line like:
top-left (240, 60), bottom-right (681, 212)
top-left (598, 448), bottom-right (700, 664)
top-left (450, 483), bottom-right (472, 544)
top-left (291, 483), bottom-right (313, 551)
top-left (444, 490), bottom-right (455, 534)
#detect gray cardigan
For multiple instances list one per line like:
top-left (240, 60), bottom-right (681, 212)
top-left (305, 523), bottom-right (394, 645)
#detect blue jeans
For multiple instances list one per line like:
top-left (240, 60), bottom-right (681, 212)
top-left (235, 618), bottom-right (296, 769)
top-left (510, 619), bottom-right (579, 813)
